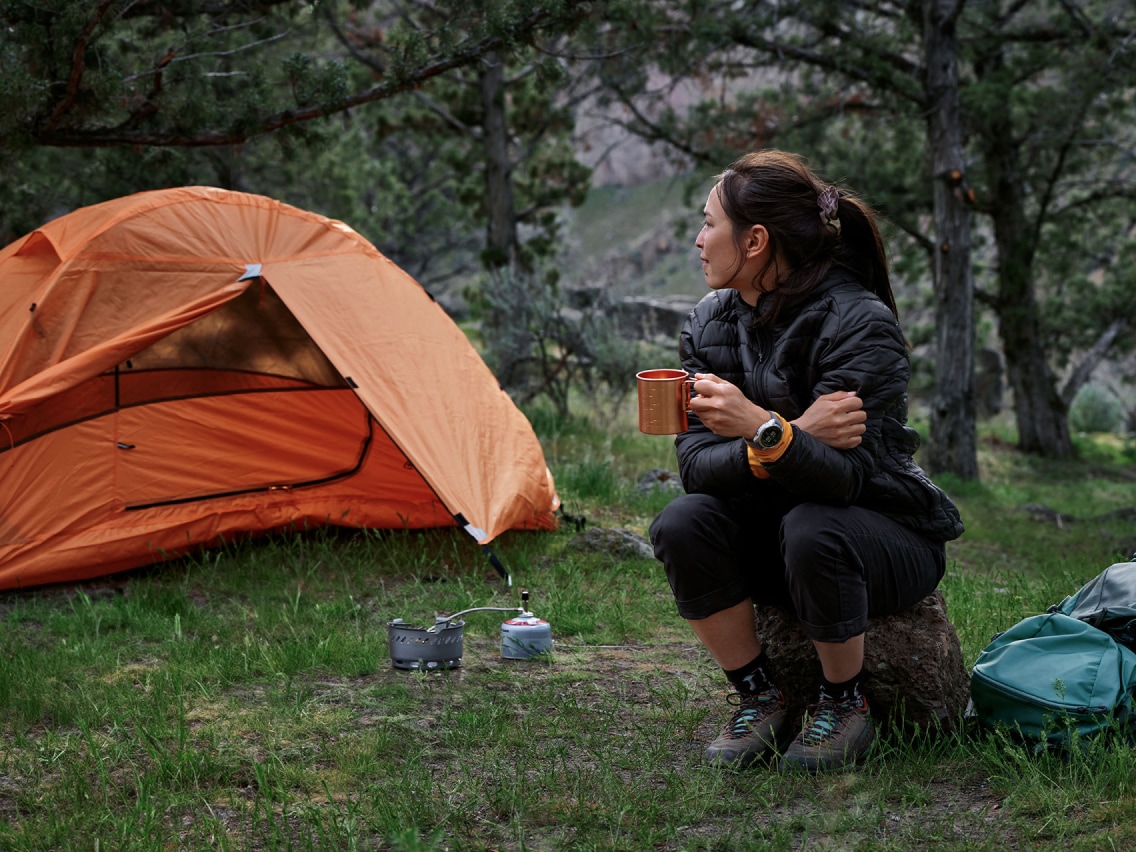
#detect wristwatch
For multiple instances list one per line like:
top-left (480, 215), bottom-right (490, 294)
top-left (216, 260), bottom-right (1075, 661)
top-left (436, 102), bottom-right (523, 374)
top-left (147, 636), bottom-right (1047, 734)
top-left (746, 414), bottom-right (784, 450)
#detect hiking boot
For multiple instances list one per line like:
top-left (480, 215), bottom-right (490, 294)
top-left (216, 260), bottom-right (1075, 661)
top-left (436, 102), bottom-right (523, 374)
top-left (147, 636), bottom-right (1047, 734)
top-left (780, 692), bottom-right (875, 773)
top-left (704, 686), bottom-right (788, 768)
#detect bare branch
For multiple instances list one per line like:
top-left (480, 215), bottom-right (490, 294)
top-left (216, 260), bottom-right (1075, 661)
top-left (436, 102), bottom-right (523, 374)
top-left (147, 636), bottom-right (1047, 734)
top-left (887, 216), bottom-right (935, 255)
top-left (1061, 317), bottom-right (1131, 406)
top-left (1030, 98), bottom-right (1092, 247)
top-left (323, 6), bottom-right (385, 76)
top-left (122, 33), bottom-right (291, 81)
top-left (973, 286), bottom-right (1001, 311)
top-left (725, 25), bottom-right (925, 107)
top-left (601, 83), bottom-right (709, 164)
top-left (1051, 184), bottom-right (1136, 217)
top-left (1055, 0), bottom-right (1094, 38)
top-left (504, 63), bottom-right (539, 87)
top-left (994, 0), bottom-right (1036, 28)
top-left (46, 0), bottom-right (116, 132)
top-left (972, 19), bottom-right (1136, 46)
top-left (411, 90), bottom-right (476, 136)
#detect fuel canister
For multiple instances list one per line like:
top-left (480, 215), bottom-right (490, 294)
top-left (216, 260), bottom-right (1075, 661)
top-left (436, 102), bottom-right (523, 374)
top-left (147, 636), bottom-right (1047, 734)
top-left (500, 613), bottom-right (552, 660)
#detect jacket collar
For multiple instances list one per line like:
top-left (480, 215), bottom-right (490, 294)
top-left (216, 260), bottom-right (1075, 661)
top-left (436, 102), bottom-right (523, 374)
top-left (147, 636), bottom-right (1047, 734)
top-left (743, 267), bottom-right (860, 324)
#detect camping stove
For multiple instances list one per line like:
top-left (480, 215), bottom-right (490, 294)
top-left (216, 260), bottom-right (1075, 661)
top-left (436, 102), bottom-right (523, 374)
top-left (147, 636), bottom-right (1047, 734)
top-left (386, 616), bottom-right (468, 670)
top-left (387, 591), bottom-right (551, 669)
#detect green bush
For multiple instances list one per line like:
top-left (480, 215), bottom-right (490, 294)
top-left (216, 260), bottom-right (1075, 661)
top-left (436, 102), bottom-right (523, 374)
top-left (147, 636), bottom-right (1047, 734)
top-left (1069, 383), bottom-right (1122, 433)
top-left (470, 261), bottom-right (644, 417)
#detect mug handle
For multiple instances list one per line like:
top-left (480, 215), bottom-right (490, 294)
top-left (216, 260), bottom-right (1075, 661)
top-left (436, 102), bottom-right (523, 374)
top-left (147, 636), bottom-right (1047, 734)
top-left (682, 377), bottom-right (695, 412)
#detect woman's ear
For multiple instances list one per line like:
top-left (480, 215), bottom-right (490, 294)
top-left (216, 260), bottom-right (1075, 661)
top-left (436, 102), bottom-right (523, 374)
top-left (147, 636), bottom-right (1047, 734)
top-left (745, 224), bottom-right (769, 258)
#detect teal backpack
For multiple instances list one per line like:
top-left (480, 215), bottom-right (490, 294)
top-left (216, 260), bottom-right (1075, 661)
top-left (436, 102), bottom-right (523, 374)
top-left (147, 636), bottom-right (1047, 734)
top-left (1054, 558), bottom-right (1136, 650)
top-left (969, 558), bottom-right (1136, 748)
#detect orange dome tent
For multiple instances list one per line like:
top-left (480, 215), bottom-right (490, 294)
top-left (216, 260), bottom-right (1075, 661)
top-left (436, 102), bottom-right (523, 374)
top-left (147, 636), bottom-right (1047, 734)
top-left (0, 187), bottom-right (559, 591)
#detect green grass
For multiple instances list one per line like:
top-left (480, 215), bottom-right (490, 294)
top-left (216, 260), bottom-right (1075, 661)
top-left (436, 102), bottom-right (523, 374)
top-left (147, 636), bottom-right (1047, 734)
top-left (0, 397), bottom-right (1134, 850)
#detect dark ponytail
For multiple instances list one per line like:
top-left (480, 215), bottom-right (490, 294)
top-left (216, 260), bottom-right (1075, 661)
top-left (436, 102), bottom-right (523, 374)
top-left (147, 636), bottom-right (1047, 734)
top-left (715, 150), bottom-right (897, 325)
top-left (832, 195), bottom-right (896, 318)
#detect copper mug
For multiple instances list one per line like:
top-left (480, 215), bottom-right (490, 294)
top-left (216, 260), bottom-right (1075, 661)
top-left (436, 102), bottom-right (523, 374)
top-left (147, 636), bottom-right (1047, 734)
top-left (636, 369), bottom-right (695, 434)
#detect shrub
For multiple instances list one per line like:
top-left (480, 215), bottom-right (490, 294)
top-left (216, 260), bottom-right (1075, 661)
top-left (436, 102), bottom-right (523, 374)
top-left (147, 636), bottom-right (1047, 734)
top-left (1069, 383), bottom-right (1122, 434)
top-left (470, 260), bottom-right (642, 416)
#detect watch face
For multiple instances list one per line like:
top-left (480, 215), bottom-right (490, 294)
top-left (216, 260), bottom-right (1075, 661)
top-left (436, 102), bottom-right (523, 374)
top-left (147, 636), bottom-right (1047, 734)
top-left (757, 420), bottom-right (783, 448)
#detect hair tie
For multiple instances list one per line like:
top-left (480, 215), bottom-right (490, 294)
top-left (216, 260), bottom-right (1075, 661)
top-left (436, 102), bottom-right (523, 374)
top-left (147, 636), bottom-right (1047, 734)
top-left (818, 185), bottom-right (841, 235)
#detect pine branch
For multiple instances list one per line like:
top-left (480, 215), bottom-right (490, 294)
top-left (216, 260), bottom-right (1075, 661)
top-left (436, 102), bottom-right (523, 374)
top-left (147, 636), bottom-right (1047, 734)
top-left (724, 17), bottom-right (925, 107)
top-left (32, 3), bottom-right (588, 149)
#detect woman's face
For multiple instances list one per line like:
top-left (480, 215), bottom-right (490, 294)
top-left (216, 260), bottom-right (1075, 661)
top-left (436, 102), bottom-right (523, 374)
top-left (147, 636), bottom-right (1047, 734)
top-left (696, 184), bottom-right (769, 304)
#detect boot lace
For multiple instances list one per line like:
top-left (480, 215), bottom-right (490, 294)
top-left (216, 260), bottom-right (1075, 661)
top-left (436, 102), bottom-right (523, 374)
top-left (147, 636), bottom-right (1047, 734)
top-left (723, 689), bottom-right (782, 739)
top-left (799, 695), bottom-right (862, 747)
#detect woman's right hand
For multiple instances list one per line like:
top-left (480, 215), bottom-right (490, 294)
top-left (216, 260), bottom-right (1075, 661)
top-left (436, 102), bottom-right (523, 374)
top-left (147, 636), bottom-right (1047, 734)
top-left (792, 391), bottom-right (866, 449)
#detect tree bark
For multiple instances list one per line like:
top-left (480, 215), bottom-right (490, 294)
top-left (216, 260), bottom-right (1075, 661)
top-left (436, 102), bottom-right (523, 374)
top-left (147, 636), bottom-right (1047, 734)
top-left (480, 51), bottom-right (516, 269)
top-left (922, 0), bottom-right (979, 479)
top-left (975, 61), bottom-right (1074, 459)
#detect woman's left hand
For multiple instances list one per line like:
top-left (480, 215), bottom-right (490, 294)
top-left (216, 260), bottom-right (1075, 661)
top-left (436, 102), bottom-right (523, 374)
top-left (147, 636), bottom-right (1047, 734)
top-left (688, 373), bottom-right (765, 438)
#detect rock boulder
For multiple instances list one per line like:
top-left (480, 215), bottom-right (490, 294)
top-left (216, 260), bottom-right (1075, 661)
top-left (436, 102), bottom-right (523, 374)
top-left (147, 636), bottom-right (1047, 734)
top-left (754, 590), bottom-right (970, 735)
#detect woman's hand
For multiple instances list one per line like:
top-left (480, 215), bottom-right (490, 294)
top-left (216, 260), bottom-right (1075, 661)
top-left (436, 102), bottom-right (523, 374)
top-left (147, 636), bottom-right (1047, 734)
top-left (688, 374), bottom-right (766, 438)
top-left (689, 378), bottom-right (865, 449)
top-left (793, 391), bottom-right (866, 449)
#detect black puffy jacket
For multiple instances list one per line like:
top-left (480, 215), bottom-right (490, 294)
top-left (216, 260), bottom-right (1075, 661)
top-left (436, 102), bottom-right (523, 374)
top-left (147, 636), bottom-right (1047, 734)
top-left (675, 270), bottom-right (964, 543)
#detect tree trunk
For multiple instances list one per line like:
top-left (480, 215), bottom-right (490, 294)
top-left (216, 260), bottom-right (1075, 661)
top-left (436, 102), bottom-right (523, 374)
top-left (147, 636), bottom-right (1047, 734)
top-left (975, 64), bottom-right (1074, 459)
top-left (922, 0), bottom-right (979, 479)
top-left (480, 51), bottom-right (516, 269)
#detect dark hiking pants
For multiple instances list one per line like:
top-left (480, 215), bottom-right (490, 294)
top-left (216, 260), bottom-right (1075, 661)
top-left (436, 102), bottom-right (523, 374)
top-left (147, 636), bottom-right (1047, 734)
top-left (649, 492), bottom-right (946, 643)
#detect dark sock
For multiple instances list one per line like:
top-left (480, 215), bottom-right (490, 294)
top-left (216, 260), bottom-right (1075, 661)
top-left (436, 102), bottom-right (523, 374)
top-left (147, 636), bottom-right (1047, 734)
top-left (724, 650), bottom-right (775, 694)
top-left (819, 669), bottom-right (864, 702)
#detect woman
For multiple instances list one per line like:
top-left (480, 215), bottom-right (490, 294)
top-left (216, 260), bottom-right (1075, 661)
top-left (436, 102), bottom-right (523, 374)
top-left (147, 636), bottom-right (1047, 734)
top-left (649, 150), bottom-right (964, 773)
